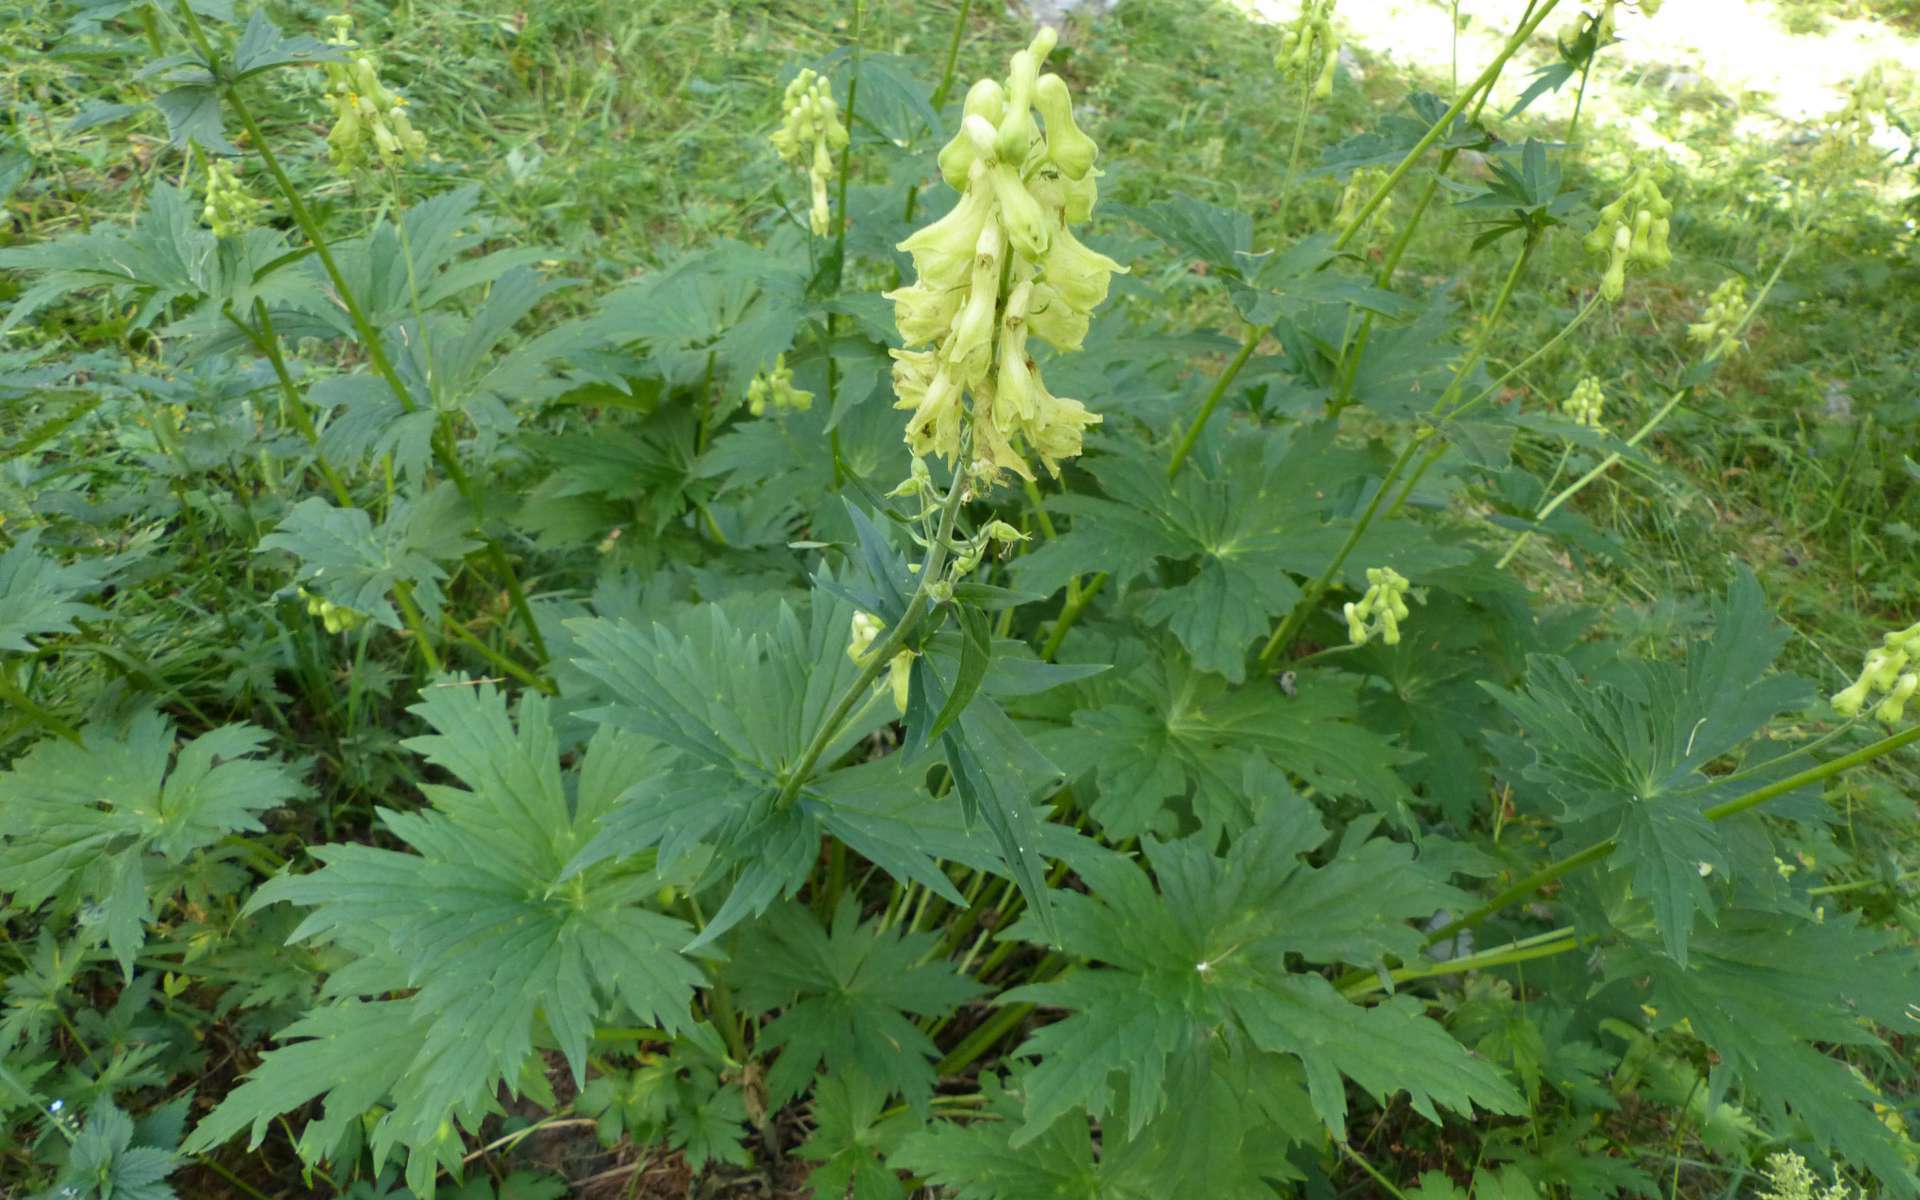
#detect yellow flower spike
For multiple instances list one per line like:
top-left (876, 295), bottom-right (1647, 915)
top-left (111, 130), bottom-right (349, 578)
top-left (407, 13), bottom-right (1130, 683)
top-left (1564, 376), bottom-right (1606, 430)
top-left (1346, 567), bottom-right (1414, 647)
top-left (890, 33), bottom-right (1118, 488)
top-left (771, 68), bottom-right (847, 237)
top-left (1833, 625), bottom-right (1920, 723)
top-left (1034, 74), bottom-right (1097, 179)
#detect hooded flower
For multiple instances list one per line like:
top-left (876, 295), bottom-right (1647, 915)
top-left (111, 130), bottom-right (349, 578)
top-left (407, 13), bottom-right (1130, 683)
top-left (887, 29), bottom-right (1126, 488)
top-left (1585, 167), bottom-right (1672, 302)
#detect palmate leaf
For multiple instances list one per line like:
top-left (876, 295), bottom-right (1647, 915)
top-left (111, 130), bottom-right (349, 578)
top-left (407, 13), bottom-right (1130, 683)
top-left (1001, 797), bottom-right (1517, 1146)
top-left (256, 486), bottom-right (480, 631)
top-left (51, 1100), bottom-right (180, 1200)
top-left (1486, 569), bottom-right (1814, 964)
top-left (0, 713), bottom-right (303, 977)
top-left (735, 900), bottom-right (983, 1111)
top-left (1603, 909), bottom-right (1920, 1196)
top-left (800, 1071), bottom-right (913, 1200)
top-left (1038, 641), bottom-right (1418, 841)
top-left (892, 1062), bottom-right (1307, 1200)
top-left (185, 687), bottom-right (704, 1198)
top-left (564, 589), bottom-right (896, 948)
top-left (0, 528), bottom-right (110, 651)
top-left (1013, 425), bottom-right (1467, 682)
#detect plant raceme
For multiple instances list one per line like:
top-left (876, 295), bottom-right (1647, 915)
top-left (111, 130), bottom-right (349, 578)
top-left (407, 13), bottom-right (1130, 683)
top-left (4, 4), bottom-right (1920, 1200)
top-left (890, 26), bottom-right (1122, 487)
top-left (771, 68), bottom-right (849, 236)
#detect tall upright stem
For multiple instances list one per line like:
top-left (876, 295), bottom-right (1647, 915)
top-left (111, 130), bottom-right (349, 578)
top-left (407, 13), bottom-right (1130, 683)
top-left (172, 0), bottom-right (550, 665)
top-left (773, 467), bottom-right (970, 810)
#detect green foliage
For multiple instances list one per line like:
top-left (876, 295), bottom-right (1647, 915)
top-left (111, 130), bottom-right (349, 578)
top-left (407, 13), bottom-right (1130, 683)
top-left (3, 1), bottom-right (1917, 1198)
top-left (0, 713), bottom-right (303, 978)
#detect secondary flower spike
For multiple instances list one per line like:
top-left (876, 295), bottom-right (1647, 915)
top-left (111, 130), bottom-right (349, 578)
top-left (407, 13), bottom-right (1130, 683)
top-left (887, 27), bottom-right (1126, 488)
top-left (771, 69), bottom-right (849, 237)
top-left (1344, 566), bottom-right (1413, 647)
top-left (1584, 167), bottom-right (1671, 302)
top-left (320, 15), bottom-right (427, 172)
top-left (1276, 0), bottom-right (1340, 99)
top-left (1832, 620), bottom-right (1920, 724)
top-left (1564, 376), bottom-right (1606, 430)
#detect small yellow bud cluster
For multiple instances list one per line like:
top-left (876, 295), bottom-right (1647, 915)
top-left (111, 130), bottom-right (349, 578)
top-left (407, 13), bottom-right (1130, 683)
top-left (1277, 0), bottom-right (1341, 100)
top-left (1563, 376), bottom-right (1605, 430)
top-left (848, 610), bottom-right (915, 713)
top-left (299, 587), bottom-right (365, 635)
top-left (888, 28), bottom-right (1125, 490)
top-left (1832, 621), bottom-right (1920, 724)
top-left (1757, 1151), bottom-right (1859, 1200)
top-left (1687, 277), bottom-right (1746, 361)
top-left (1344, 566), bottom-right (1413, 647)
top-left (320, 16), bottom-right (427, 172)
top-left (770, 69), bottom-right (849, 237)
top-left (746, 355), bottom-right (813, 417)
top-left (201, 157), bottom-right (262, 238)
top-left (1584, 169), bottom-right (1672, 302)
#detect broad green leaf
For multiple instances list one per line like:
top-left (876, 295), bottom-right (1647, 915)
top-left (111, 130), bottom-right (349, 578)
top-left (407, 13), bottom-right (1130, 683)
top-left (735, 900), bottom-right (983, 1110)
top-left (800, 1071), bottom-right (912, 1200)
top-left (0, 713), bottom-right (302, 977)
top-left (0, 528), bottom-right (110, 651)
top-left (1041, 644), bottom-right (1418, 841)
top-left (257, 487), bottom-right (480, 631)
top-left (1487, 569), bottom-right (1813, 964)
top-left (1002, 799), bottom-right (1513, 1143)
top-left (186, 688), bottom-right (704, 1195)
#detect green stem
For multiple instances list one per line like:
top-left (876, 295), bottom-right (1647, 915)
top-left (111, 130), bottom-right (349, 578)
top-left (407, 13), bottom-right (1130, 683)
top-left (1041, 572), bottom-right (1107, 662)
top-left (0, 667), bottom-right (84, 746)
top-left (233, 300), bottom-right (354, 507)
top-left (1167, 327), bottom-right (1263, 479)
top-left (774, 466), bottom-right (970, 810)
top-left (390, 580), bottom-right (443, 674)
top-left (175, 0), bottom-right (548, 663)
top-left (1272, 69), bottom-right (1316, 234)
top-left (1330, 0), bottom-right (1563, 254)
top-left (902, 0), bottom-right (974, 228)
top-left (1176, 1), bottom-right (1558, 474)
top-left (1340, 926), bottom-right (1586, 998)
top-left (929, 0), bottom-right (972, 111)
top-left (1338, 1140), bottom-right (1415, 1200)
top-left (1529, 386), bottom-right (1686, 526)
top-left (1425, 721), bottom-right (1920, 947)
top-left (1257, 434), bottom-right (1423, 667)
top-left (442, 613), bottom-right (555, 694)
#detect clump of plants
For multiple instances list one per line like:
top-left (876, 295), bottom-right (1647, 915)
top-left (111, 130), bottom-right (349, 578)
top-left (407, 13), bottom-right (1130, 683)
top-left (1, 1), bottom-right (1916, 1198)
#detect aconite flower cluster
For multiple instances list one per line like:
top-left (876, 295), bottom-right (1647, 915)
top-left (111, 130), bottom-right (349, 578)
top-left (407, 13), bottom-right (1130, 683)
top-left (887, 26), bottom-right (1124, 487)
top-left (320, 15), bottom-right (426, 171)
top-left (1584, 167), bottom-right (1671, 302)
top-left (1687, 277), bottom-right (1746, 361)
top-left (1276, 0), bottom-right (1340, 99)
top-left (1563, 376), bottom-right (1605, 430)
top-left (745, 355), bottom-right (813, 416)
top-left (770, 69), bottom-right (848, 237)
top-left (1344, 566), bottom-right (1413, 647)
top-left (201, 157), bottom-right (261, 238)
top-left (1832, 620), bottom-right (1920, 724)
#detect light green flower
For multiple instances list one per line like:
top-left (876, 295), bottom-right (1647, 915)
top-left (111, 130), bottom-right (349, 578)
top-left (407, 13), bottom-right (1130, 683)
top-left (1563, 376), bottom-right (1606, 430)
top-left (771, 69), bottom-right (849, 236)
top-left (1343, 566), bottom-right (1414, 647)
top-left (885, 27), bottom-right (1125, 488)
top-left (1832, 620), bottom-right (1920, 723)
